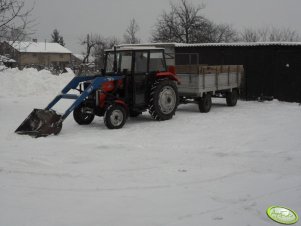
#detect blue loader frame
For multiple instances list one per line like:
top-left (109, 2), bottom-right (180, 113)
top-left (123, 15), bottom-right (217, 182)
top-left (46, 75), bottom-right (123, 121)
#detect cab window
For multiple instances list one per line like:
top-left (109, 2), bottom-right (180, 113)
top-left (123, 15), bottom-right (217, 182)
top-left (135, 51), bottom-right (148, 74)
top-left (119, 51), bottom-right (132, 73)
top-left (149, 51), bottom-right (166, 72)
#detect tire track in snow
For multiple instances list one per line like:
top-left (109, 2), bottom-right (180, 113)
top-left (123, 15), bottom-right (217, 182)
top-left (0, 166), bottom-right (160, 178)
top-left (0, 170), bottom-right (252, 193)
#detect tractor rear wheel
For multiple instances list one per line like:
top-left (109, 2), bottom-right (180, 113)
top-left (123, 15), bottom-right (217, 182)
top-left (149, 79), bottom-right (178, 121)
top-left (104, 104), bottom-right (127, 129)
top-left (198, 93), bottom-right (212, 113)
top-left (73, 105), bottom-right (95, 125)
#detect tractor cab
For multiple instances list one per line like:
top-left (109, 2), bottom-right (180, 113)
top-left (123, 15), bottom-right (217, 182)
top-left (105, 47), bottom-right (167, 75)
top-left (104, 47), bottom-right (171, 110)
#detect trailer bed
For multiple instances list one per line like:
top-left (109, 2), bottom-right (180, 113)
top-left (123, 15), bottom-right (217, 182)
top-left (177, 65), bottom-right (243, 97)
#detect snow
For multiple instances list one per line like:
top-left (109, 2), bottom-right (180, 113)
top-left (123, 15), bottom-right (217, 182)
top-left (8, 41), bottom-right (72, 54)
top-left (0, 55), bottom-right (16, 63)
top-left (0, 68), bottom-right (74, 97)
top-left (73, 53), bottom-right (85, 61)
top-left (0, 69), bottom-right (301, 226)
top-left (174, 42), bottom-right (301, 47)
top-left (119, 41), bottom-right (301, 48)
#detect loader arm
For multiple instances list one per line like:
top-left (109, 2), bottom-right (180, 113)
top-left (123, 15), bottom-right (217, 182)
top-left (15, 75), bottom-right (123, 137)
top-left (46, 75), bottom-right (122, 120)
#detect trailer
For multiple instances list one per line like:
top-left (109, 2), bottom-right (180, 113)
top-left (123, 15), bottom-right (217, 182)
top-left (176, 64), bottom-right (243, 112)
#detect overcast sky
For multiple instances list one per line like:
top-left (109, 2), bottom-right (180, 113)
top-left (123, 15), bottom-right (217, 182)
top-left (25, 0), bottom-right (301, 53)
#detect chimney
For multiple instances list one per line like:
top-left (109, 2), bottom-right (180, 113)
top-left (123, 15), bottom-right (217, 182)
top-left (32, 38), bottom-right (38, 43)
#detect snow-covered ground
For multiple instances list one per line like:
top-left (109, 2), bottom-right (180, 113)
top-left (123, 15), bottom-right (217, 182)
top-left (0, 69), bottom-right (300, 226)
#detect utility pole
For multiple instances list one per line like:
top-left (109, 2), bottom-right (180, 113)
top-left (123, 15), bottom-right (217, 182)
top-left (86, 34), bottom-right (90, 63)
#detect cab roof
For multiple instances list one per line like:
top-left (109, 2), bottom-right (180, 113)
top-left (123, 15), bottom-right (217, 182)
top-left (105, 46), bottom-right (164, 52)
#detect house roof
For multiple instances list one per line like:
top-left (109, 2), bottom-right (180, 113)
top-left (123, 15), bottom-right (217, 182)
top-left (8, 41), bottom-right (72, 54)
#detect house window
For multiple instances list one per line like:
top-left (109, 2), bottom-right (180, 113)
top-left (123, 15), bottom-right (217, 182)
top-left (32, 53), bottom-right (37, 58)
top-left (60, 54), bottom-right (64, 59)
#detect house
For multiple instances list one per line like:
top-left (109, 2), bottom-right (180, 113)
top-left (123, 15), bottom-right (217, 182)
top-left (2, 40), bottom-right (72, 69)
top-left (119, 42), bottom-right (301, 103)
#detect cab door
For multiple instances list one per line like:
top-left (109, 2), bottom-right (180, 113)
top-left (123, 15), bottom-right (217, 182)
top-left (133, 51), bottom-right (149, 106)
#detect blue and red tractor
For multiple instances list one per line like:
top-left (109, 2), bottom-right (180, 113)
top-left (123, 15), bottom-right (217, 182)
top-left (16, 47), bottom-right (180, 137)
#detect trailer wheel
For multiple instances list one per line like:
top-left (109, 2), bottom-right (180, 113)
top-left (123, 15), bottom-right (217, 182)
top-left (149, 79), bottom-right (178, 121)
top-left (104, 104), bottom-right (127, 129)
top-left (199, 93), bottom-right (212, 113)
top-left (73, 105), bottom-right (95, 125)
top-left (226, 89), bottom-right (238, 106)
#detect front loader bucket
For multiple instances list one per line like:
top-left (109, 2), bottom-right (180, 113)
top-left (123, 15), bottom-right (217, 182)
top-left (15, 109), bottom-right (63, 138)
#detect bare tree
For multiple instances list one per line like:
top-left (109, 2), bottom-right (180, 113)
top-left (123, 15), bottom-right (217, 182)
top-left (123, 18), bottom-right (140, 44)
top-left (152, 0), bottom-right (207, 43)
top-left (0, 0), bottom-right (34, 43)
top-left (93, 36), bottom-right (121, 69)
top-left (80, 34), bottom-right (103, 64)
top-left (240, 26), bottom-right (301, 42)
top-left (105, 36), bottom-right (121, 49)
top-left (152, 0), bottom-right (237, 43)
top-left (80, 34), bottom-right (121, 69)
top-left (268, 27), bottom-right (300, 42)
top-left (240, 28), bottom-right (260, 42)
top-left (209, 23), bottom-right (238, 43)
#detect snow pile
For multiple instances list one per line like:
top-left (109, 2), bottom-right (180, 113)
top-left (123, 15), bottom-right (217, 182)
top-left (0, 68), bottom-right (74, 97)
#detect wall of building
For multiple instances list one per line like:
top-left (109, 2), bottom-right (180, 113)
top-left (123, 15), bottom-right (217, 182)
top-left (19, 53), bottom-right (71, 67)
top-left (175, 46), bottom-right (301, 103)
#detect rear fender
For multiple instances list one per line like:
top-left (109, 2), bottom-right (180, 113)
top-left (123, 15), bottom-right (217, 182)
top-left (156, 72), bottom-right (180, 84)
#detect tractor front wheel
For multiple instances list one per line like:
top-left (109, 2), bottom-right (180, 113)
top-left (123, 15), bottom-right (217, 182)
top-left (104, 104), bottom-right (127, 129)
top-left (73, 105), bottom-right (95, 125)
top-left (149, 80), bottom-right (178, 121)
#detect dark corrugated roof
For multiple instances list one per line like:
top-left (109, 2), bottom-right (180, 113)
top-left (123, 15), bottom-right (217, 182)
top-left (118, 42), bottom-right (301, 48)
top-left (174, 42), bottom-right (301, 47)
